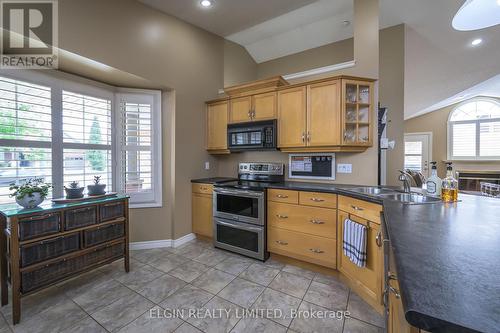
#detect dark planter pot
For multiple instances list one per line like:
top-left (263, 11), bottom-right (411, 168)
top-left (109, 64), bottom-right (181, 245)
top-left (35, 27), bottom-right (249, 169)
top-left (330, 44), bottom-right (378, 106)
top-left (87, 184), bottom-right (106, 196)
top-left (64, 187), bottom-right (85, 199)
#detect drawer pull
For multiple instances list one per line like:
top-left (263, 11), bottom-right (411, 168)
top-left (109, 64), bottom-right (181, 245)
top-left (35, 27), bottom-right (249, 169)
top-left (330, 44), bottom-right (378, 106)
top-left (24, 213), bottom-right (56, 221)
top-left (276, 194), bottom-right (289, 199)
top-left (310, 198), bottom-right (325, 202)
top-left (351, 205), bottom-right (364, 211)
top-left (310, 219), bottom-right (325, 225)
top-left (309, 248), bottom-right (324, 254)
top-left (389, 286), bottom-right (401, 299)
top-left (72, 207), bottom-right (94, 213)
top-left (275, 240), bottom-right (288, 245)
top-left (276, 214), bottom-right (288, 219)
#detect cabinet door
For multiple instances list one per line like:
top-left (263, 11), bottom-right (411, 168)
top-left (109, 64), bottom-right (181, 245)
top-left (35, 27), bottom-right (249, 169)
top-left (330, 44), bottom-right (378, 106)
top-left (207, 101), bottom-right (228, 150)
top-left (252, 92), bottom-right (277, 121)
top-left (229, 96), bottom-right (252, 123)
top-left (337, 210), bottom-right (383, 306)
top-left (277, 87), bottom-right (307, 148)
top-left (307, 80), bottom-right (341, 146)
top-left (192, 193), bottom-right (213, 238)
top-left (388, 278), bottom-right (419, 333)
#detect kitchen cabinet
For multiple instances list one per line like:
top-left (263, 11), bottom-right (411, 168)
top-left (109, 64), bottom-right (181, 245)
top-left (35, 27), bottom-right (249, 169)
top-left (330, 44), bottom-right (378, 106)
top-left (388, 275), bottom-right (422, 333)
top-left (337, 196), bottom-right (384, 312)
top-left (267, 190), bottom-right (337, 269)
top-left (277, 86), bottom-right (307, 148)
top-left (191, 183), bottom-right (213, 238)
top-left (229, 92), bottom-right (277, 123)
top-left (342, 79), bottom-right (374, 146)
top-left (206, 100), bottom-right (229, 153)
top-left (307, 80), bottom-right (341, 147)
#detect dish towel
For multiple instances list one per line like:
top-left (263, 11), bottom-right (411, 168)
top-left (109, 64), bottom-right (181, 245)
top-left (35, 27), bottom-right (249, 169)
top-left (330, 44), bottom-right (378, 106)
top-left (343, 218), bottom-right (367, 268)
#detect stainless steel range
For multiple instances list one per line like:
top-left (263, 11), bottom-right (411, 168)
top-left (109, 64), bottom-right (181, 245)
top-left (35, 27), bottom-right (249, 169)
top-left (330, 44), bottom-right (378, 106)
top-left (213, 162), bottom-right (285, 261)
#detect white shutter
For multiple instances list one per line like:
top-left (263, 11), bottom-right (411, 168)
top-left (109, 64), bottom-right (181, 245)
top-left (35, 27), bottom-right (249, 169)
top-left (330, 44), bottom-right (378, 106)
top-left (479, 121), bottom-right (500, 157)
top-left (451, 122), bottom-right (476, 157)
top-left (117, 91), bottom-right (162, 207)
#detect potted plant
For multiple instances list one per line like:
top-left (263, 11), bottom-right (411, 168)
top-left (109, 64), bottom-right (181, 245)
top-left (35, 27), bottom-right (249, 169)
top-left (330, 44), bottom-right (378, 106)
top-left (10, 178), bottom-right (52, 209)
top-left (64, 181), bottom-right (85, 199)
top-left (87, 176), bottom-right (106, 196)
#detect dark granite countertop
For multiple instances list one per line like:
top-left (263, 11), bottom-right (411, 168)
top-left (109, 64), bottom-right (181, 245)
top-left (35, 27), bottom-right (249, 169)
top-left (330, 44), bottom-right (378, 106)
top-left (194, 178), bottom-right (499, 332)
top-left (191, 177), bottom-right (237, 184)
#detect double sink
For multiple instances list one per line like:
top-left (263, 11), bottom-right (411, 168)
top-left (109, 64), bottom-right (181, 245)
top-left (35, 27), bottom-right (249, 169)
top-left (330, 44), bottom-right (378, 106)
top-left (347, 187), bottom-right (442, 204)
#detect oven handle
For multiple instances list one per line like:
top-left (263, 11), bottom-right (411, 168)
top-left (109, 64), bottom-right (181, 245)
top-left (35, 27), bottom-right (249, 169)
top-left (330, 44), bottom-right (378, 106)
top-left (216, 219), bottom-right (263, 233)
top-left (214, 188), bottom-right (264, 198)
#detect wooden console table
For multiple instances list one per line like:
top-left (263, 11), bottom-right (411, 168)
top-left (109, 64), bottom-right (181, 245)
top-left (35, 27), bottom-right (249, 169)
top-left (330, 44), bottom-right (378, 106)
top-left (0, 195), bottom-right (130, 324)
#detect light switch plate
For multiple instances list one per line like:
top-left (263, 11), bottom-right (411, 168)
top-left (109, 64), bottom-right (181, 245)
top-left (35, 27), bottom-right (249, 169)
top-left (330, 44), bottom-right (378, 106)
top-left (337, 164), bottom-right (352, 174)
top-left (204, 162), bottom-right (210, 170)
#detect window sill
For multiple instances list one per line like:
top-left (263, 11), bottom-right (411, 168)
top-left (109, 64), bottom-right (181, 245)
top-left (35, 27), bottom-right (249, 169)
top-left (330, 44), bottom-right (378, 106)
top-left (444, 159), bottom-right (500, 163)
top-left (129, 202), bottom-right (163, 209)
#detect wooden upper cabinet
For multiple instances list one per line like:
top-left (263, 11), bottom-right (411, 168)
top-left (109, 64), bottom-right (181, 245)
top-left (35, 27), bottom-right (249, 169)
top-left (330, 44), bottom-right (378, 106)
top-left (229, 96), bottom-right (252, 123)
top-left (341, 79), bottom-right (374, 147)
top-left (278, 87), bottom-right (307, 148)
top-left (252, 92), bottom-right (277, 121)
top-left (206, 100), bottom-right (228, 151)
top-left (307, 80), bottom-right (341, 147)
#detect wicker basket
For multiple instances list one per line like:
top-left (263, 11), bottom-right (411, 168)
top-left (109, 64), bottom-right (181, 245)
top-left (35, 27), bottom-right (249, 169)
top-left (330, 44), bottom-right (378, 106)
top-left (84, 223), bottom-right (124, 248)
top-left (100, 201), bottom-right (125, 222)
top-left (20, 233), bottom-right (80, 267)
top-left (18, 213), bottom-right (61, 241)
top-left (64, 206), bottom-right (97, 230)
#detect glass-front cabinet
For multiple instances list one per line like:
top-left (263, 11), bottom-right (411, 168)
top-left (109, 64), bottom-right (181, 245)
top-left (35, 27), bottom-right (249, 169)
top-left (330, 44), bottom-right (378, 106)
top-left (342, 80), bottom-right (373, 146)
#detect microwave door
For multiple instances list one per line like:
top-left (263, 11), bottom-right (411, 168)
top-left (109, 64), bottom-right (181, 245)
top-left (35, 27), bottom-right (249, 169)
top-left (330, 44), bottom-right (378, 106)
top-left (230, 130), bottom-right (263, 149)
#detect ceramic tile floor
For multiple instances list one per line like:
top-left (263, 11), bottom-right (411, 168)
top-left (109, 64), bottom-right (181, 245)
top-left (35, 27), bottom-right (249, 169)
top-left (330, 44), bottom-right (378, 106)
top-left (0, 239), bottom-right (384, 333)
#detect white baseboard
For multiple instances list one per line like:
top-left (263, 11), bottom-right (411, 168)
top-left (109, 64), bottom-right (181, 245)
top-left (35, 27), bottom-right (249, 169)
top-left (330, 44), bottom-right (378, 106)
top-left (130, 233), bottom-right (196, 250)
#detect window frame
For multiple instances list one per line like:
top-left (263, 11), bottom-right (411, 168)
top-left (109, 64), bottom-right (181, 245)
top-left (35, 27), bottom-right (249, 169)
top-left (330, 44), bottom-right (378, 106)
top-left (0, 70), bottom-right (162, 207)
top-left (447, 98), bottom-right (500, 161)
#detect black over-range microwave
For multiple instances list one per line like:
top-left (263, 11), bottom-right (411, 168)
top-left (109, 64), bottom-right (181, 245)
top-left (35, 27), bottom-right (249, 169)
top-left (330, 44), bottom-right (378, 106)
top-left (227, 119), bottom-right (277, 151)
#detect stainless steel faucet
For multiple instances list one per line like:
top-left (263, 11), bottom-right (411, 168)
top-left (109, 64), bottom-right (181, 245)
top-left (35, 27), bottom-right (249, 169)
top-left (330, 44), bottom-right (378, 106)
top-left (398, 170), bottom-right (412, 193)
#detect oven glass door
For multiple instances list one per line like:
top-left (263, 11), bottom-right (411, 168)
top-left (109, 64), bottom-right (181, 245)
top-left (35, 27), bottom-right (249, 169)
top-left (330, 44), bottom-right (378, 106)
top-left (214, 218), bottom-right (264, 260)
top-left (214, 189), bottom-right (263, 224)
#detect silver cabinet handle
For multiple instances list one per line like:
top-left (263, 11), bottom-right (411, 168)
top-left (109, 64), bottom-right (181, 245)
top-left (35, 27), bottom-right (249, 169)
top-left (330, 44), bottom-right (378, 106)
top-left (276, 214), bottom-right (288, 219)
top-left (276, 194), bottom-right (288, 198)
top-left (310, 198), bottom-right (325, 202)
top-left (307, 131), bottom-right (311, 142)
top-left (351, 205), bottom-right (364, 211)
top-left (276, 240), bottom-right (288, 245)
top-left (389, 286), bottom-right (401, 299)
top-left (376, 231), bottom-right (382, 247)
top-left (301, 132), bottom-right (306, 143)
top-left (387, 272), bottom-right (398, 280)
top-left (309, 248), bottom-right (324, 254)
top-left (310, 219), bottom-right (325, 225)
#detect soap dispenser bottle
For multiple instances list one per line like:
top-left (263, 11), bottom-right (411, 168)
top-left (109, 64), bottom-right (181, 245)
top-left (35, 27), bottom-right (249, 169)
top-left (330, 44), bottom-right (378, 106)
top-left (441, 162), bottom-right (458, 202)
top-left (426, 162), bottom-right (441, 197)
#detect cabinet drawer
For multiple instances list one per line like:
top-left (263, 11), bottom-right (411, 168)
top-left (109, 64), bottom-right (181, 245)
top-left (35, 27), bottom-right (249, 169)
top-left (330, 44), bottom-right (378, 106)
top-left (192, 183), bottom-right (213, 195)
top-left (64, 206), bottom-right (97, 230)
top-left (338, 196), bottom-right (382, 223)
top-left (100, 201), bottom-right (125, 222)
top-left (20, 233), bottom-right (80, 267)
top-left (268, 227), bottom-right (336, 268)
top-left (18, 212), bottom-right (61, 241)
top-left (84, 222), bottom-right (124, 248)
top-left (268, 202), bottom-right (336, 239)
top-left (299, 191), bottom-right (337, 208)
top-left (267, 189), bottom-right (299, 204)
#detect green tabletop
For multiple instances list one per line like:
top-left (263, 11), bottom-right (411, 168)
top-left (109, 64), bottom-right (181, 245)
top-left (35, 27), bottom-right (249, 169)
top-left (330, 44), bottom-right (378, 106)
top-left (0, 194), bottom-right (129, 217)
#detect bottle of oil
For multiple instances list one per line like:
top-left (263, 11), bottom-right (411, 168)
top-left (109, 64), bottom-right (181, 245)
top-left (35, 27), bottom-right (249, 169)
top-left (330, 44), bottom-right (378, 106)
top-left (441, 162), bottom-right (458, 202)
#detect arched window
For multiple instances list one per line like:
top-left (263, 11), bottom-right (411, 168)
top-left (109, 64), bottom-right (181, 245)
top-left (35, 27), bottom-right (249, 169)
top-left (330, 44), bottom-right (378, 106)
top-left (448, 99), bottom-right (500, 160)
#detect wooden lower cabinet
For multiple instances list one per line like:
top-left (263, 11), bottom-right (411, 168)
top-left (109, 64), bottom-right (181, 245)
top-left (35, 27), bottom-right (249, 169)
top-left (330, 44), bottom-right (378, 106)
top-left (388, 278), bottom-right (421, 333)
top-left (192, 183), bottom-right (213, 238)
top-left (337, 209), bottom-right (384, 310)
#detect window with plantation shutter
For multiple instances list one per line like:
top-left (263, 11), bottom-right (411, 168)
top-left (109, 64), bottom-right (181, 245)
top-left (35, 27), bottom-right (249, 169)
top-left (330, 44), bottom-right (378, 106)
top-left (448, 99), bottom-right (500, 160)
top-left (117, 91), bottom-right (162, 207)
top-left (0, 76), bottom-right (52, 203)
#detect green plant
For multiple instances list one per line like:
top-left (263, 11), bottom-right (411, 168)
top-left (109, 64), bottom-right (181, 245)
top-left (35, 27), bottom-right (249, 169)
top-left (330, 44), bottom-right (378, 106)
top-left (86, 116), bottom-right (105, 171)
top-left (9, 178), bottom-right (52, 200)
top-left (93, 176), bottom-right (101, 185)
top-left (67, 181), bottom-right (80, 189)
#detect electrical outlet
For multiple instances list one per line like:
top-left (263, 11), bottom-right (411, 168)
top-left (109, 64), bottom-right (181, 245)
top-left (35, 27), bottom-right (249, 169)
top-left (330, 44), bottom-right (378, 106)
top-left (337, 164), bottom-right (352, 174)
top-left (204, 162), bottom-right (210, 170)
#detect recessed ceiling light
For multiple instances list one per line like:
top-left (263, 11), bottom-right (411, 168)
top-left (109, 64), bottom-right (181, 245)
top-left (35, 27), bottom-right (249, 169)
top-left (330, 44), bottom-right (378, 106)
top-left (497, 0), bottom-right (500, 6)
top-left (471, 38), bottom-right (483, 46)
top-left (200, 0), bottom-right (213, 8)
top-left (342, 20), bottom-right (351, 27)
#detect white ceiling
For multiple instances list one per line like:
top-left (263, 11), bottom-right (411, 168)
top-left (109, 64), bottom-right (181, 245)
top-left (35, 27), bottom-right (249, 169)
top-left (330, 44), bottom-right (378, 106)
top-left (138, 0), bottom-right (317, 36)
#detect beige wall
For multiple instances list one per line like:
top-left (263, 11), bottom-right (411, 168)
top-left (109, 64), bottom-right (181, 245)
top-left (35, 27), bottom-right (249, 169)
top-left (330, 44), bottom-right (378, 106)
top-left (223, 40), bottom-right (257, 87)
top-left (405, 97), bottom-right (500, 178)
top-left (59, 0), bottom-right (224, 241)
top-left (380, 25), bottom-right (405, 185)
top-left (215, 0), bottom-right (381, 186)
